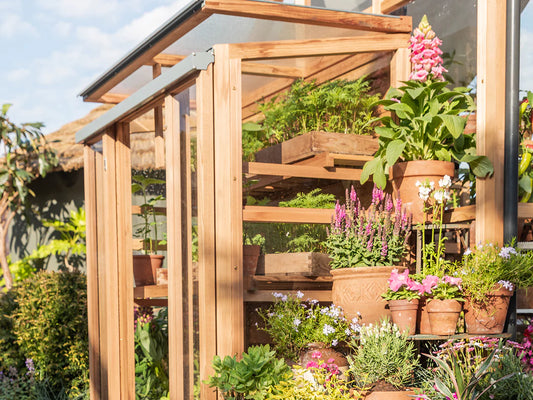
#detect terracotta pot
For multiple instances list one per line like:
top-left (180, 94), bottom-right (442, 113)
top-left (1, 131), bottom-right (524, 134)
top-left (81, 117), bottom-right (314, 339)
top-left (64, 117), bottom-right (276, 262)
top-left (426, 299), bottom-right (462, 335)
top-left (389, 160), bottom-right (455, 223)
top-left (417, 296), bottom-right (432, 334)
top-left (464, 286), bottom-right (513, 334)
top-left (133, 254), bottom-right (164, 286)
top-left (389, 299), bottom-right (419, 335)
top-left (156, 268), bottom-right (168, 285)
top-left (331, 266), bottom-right (406, 324)
top-left (517, 287), bottom-right (533, 309)
top-left (299, 342), bottom-right (348, 368)
top-left (365, 390), bottom-right (417, 400)
top-left (243, 245), bottom-right (261, 290)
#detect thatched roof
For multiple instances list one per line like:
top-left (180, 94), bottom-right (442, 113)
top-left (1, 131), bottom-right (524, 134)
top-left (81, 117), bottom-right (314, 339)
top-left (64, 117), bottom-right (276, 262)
top-left (46, 104), bottom-right (161, 172)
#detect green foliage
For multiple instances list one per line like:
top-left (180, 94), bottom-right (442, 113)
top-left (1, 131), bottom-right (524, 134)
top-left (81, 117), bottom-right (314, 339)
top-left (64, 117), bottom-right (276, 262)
top-left (135, 308), bottom-right (169, 400)
top-left (242, 122), bottom-right (271, 162)
top-left (257, 292), bottom-right (357, 362)
top-left (12, 271), bottom-right (88, 397)
top-left (360, 80), bottom-right (493, 188)
top-left (244, 189), bottom-right (335, 254)
top-left (518, 91), bottom-right (533, 202)
top-left (10, 207), bottom-right (86, 276)
top-left (0, 290), bottom-right (23, 369)
top-left (348, 318), bottom-right (419, 389)
top-left (206, 344), bottom-right (292, 400)
top-left (132, 175), bottom-right (166, 254)
top-left (259, 78), bottom-right (379, 143)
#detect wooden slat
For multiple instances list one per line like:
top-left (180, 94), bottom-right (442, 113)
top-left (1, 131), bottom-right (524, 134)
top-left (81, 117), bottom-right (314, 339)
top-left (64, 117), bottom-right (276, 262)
top-left (518, 203), bottom-right (533, 218)
top-left (84, 145), bottom-right (101, 400)
top-left (243, 206), bottom-right (333, 223)
top-left (95, 150), bottom-right (108, 400)
top-left (165, 94), bottom-right (186, 398)
top-left (229, 33), bottom-right (411, 60)
top-left (203, 0), bottom-right (412, 33)
top-left (153, 64), bottom-right (166, 169)
top-left (131, 205), bottom-right (167, 215)
top-left (134, 299), bottom-right (169, 307)
top-left (476, 0), bottom-right (506, 245)
top-left (327, 153), bottom-right (374, 167)
top-left (102, 131), bottom-right (121, 399)
top-left (364, 0), bottom-right (412, 14)
top-left (390, 47), bottom-right (410, 88)
top-left (213, 44), bottom-right (244, 358)
top-left (115, 123), bottom-right (135, 400)
top-left (99, 93), bottom-right (128, 104)
top-left (372, 0), bottom-right (382, 14)
top-left (196, 65), bottom-right (218, 400)
top-left (134, 285), bottom-right (169, 298)
top-left (244, 290), bottom-right (332, 302)
top-left (85, 11), bottom-right (210, 102)
top-left (244, 161), bottom-right (363, 180)
top-left (131, 239), bottom-right (167, 252)
top-left (252, 275), bottom-right (333, 283)
top-left (443, 205), bottom-right (476, 223)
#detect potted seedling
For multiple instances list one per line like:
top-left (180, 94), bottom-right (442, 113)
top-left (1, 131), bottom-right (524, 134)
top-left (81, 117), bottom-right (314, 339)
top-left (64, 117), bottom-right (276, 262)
top-left (132, 175), bottom-right (166, 286)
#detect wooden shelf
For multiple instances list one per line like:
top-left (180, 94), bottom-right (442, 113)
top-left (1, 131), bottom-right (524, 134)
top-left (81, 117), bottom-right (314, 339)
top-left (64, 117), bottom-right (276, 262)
top-left (244, 289), bottom-right (332, 302)
top-left (134, 284), bottom-right (168, 299)
top-left (243, 205), bottom-right (333, 223)
top-left (406, 333), bottom-right (512, 341)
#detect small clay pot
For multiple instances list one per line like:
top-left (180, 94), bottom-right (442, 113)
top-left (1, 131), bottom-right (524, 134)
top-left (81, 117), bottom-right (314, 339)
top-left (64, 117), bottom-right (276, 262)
top-left (133, 254), bottom-right (164, 286)
top-left (426, 299), bottom-right (462, 335)
top-left (389, 299), bottom-right (419, 335)
top-left (464, 286), bottom-right (513, 334)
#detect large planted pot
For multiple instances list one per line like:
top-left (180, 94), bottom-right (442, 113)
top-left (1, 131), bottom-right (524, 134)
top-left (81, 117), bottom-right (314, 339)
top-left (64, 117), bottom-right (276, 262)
top-left (331, 266), bottom-right (406, 324)
top-left (133, 254), bottom-right (164, 286)
top-left (417, 296), bottom-right (432, 335)
top-left (426, 299), bottom-right (462, 335)
top-left (464, 286), bottom-right (513, 334)
top-left (389, 160), bottom-right (455, 223)
top-left (389, 299), bottom-right (419, 335)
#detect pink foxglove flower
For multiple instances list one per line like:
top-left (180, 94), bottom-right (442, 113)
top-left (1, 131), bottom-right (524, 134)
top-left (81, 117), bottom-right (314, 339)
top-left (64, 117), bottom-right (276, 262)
top-left (409, 15), bottom-right (447, 82)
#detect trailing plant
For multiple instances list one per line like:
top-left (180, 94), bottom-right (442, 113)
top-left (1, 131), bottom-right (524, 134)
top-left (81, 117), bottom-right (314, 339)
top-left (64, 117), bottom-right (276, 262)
top-left (13, 271), bottom-right (88, 397)
top-left (325, 186), bottom-right (411, 269)
top-left (258, 78), bottom-right (379, 143)
top-left (206, 344), bottom-right (292, 400)
top-left (10, 207), bottom-right (86, 277)
top-left (134, 306), bottom-right (169, 400)
top-left (361, 16), bottom-right (492, 189)
top-left (347, 318), bottom-right (419, 389)
top-left (257, 292), bottom-right (361, 362)
top-left (132, 175), bottom-right (166, 254)
top-left (0, 104), bottom-right (57, 288)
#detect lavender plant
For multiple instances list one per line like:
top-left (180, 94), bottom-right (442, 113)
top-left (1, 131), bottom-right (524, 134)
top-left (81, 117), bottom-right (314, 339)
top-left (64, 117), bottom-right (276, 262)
top-left (325, 186), bottom-right (411, 269)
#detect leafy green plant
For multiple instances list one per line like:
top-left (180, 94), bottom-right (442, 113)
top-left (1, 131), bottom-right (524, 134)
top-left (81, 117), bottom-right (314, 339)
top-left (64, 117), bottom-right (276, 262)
top-left (132, 175), bottom-right (166, 254)
top-left (0, 104), bottom-right (57, 288)
top-left (360, 81), bottom-right (493, 189)
top-left (206, 344), bottom-right (292, 400)
top-left (258, 78), bottom-right (379, 143)
top-left (134, 307), bottom-right (169, 400)
top-left (10, 208), bottom-right (86, 277)
top-left (13, 271), bottom-right (88, 397)
top-left (347, 318), bottom-right (419, 389)
top-left (518, 91), bottom-right (533, 202)
top-left (257, 292), bottom-right (359, 362)
top-left (242, 122), bottom-right (271, 162)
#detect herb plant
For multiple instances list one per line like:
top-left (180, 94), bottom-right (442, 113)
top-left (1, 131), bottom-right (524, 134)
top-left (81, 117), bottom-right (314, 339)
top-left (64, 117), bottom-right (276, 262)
top-left (132, 175), bottom-right (166, 254)
top-left (257, 292), bottom-right (361, 362)
top-left (258, 78), bottom-right (379, 143)
top-left (206, 344), bottom-right (292, 400)
top-left (325, 186), bottom-right (411, 269)
top-left (347, 318), bottom-right (419, 389)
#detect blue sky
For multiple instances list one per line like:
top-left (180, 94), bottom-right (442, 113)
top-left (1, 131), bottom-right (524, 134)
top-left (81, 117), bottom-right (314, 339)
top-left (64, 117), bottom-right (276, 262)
top-left (1, 1), bottom-right (533, 135)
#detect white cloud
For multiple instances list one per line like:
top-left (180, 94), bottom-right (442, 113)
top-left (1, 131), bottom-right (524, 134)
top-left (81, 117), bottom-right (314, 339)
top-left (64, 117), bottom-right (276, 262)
top-left (7, 68), bottom-right (30, 82)
top-left (0, 13), bottom-right (37, 37)
top-left (34, 0), bottom-right (122, 18)
top-left (53, 21), bottom-right (73, 37)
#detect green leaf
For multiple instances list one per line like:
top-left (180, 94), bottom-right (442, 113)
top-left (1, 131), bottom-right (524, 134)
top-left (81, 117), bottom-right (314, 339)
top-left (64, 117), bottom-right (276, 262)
top-left (1, 104), bottom-right (12, 115)
top-left (387, 102), bottom-right (414, 116)
top-left (435, 148), bottom-right (452, 162)
top-left (438, 114), bottom-right (467, 138)
top-left (373, 162), bottom-right (387, 189)
top-left (361, 157), bottom-right (381, 184)
top-left (242, 122), bottom-right (263, 132)
top-left (520, 175), bottom-right (533, 193)
top-left (385, 140), bottom-right (405, 166)
top-left (405, 86), bottom-right (425, 100)
top-left (375, 126), bottom-right (396, 139)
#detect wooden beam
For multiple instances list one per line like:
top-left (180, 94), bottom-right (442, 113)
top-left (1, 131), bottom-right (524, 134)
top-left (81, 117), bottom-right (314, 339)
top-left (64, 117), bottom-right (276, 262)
top-left (134, 285), bottom-right (169, 299)
top-left (244, 161), bottom-right (363, 180)
top-left (229, 33), bottom-right (410, 60)
top-left (213, 44), bottom-right (244, 358)
top-left (85, 11), bottom-right (210, 102)
top-left (364, 0), bottom-right (412, 14)
top-left (84, 145), bottom-right (101, 400)
top-left (203, 0), bottom-right (412, 33)
top-left (99, 93), bottom-right (128, 104)
top-left (244, 290), bottom-right (332, 302)
top-left (196, 65), bottom-right (218, 400)
top-left (115, 123), bottom-right (135, 400)
top-left (165, 94), bottom-right (186, 398)
top-left (153, 64), bottom-right (165, 169)
top-left (372, 0), bottom-right (382, 14)
top-left (243, 205), bottom-right (333, 223)
top-left (390, 47), bottom-right (410, 88)
top-left (476, 0), bottom-right (506, 245)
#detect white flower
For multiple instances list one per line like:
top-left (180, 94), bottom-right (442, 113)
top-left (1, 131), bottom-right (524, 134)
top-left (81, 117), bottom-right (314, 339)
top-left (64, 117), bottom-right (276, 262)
top-left (296, 290), bottom-right (304, 299)
top-left (281, 295), bottom-right (288, 302)
top-left (498, 280), bottom-right (515, 291)
top-left (464, 248), bottom-right (472, 256)
top-left (293, 318), bottom-right (301, 327)
top-left (323, 324), bottom-right (335, 336)
top-left (433, 189), bottom-right (445, 204)
top-left (439, 175), bottom-right (452, 189)
top-left (415, 181), bottom-right (422, 187)
top-left (331, 339), bottom-right (338, 346)
top-left (272, 292), bottom-right (283, 299)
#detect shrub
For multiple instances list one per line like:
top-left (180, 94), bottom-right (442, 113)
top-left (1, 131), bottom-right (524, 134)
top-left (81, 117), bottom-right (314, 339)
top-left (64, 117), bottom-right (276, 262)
top-left (13, 271), bottom-right (88, 396)
top-left (0, 290), bottom-right (23, 370)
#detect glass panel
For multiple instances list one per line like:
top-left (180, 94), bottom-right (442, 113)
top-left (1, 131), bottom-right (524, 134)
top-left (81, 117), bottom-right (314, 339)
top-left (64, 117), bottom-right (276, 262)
top-left (521, 3), bottom-right (533, 92)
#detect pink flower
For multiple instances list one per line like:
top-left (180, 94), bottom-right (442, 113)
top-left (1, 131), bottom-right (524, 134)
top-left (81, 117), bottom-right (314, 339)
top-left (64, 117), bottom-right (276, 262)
top-left (410, 69), bottom-right (429, 82)
top-left (421, 275), bottom-right (439, 294)
top-left (311, 350), bottom-right (322, 359)
top-left (409, 16), bottom-right (446, 82)
top-left (306, 361), bottom-right (319, 369)
top-left (388, 268), bottom-right (410, 291)
top-left (443, 275), bottom-right (462, 287)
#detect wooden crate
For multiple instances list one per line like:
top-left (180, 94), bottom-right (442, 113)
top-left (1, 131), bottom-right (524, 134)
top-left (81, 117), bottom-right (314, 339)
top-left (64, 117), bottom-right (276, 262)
top-left (256, 252), bottom-right (331, 276)
top-left (254, 131), bottom-right (379, 164)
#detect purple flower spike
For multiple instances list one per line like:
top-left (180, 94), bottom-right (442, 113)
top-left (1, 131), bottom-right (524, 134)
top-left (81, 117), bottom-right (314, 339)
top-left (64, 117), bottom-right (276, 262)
top-left (350, 186), bottom-right (357, 202)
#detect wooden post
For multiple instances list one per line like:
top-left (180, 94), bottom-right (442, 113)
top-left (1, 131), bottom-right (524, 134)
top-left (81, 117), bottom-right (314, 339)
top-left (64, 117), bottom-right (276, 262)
top-left (372, 0), bottom-right (382, 14)
top-left (196, 65), bottom-right (217, 400)
top-left (390, 47), bottom-right (410, 88)
top-left (153, 63), bottom-right (166, 169)
top-left (476, 0), bottom-right (507, 245)
top-left (213, 44), bottom-right (244, 358)
top-left (84, 145), bottom-right (101, 400)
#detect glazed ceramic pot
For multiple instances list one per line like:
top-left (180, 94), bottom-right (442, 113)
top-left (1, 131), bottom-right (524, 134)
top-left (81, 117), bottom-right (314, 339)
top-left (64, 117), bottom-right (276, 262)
top-left (133, 254), bottom-right (164, 286)
top-left (389, 160), bottom-right (455, 223)
top-left (389, 299), bottom-right (419, 335)
top-left (331, 266), bottom-right (406, 324)
top-left (426, 298), bottom-right (462, 335)
top-left (464, 286), bottom-right (513, 334)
